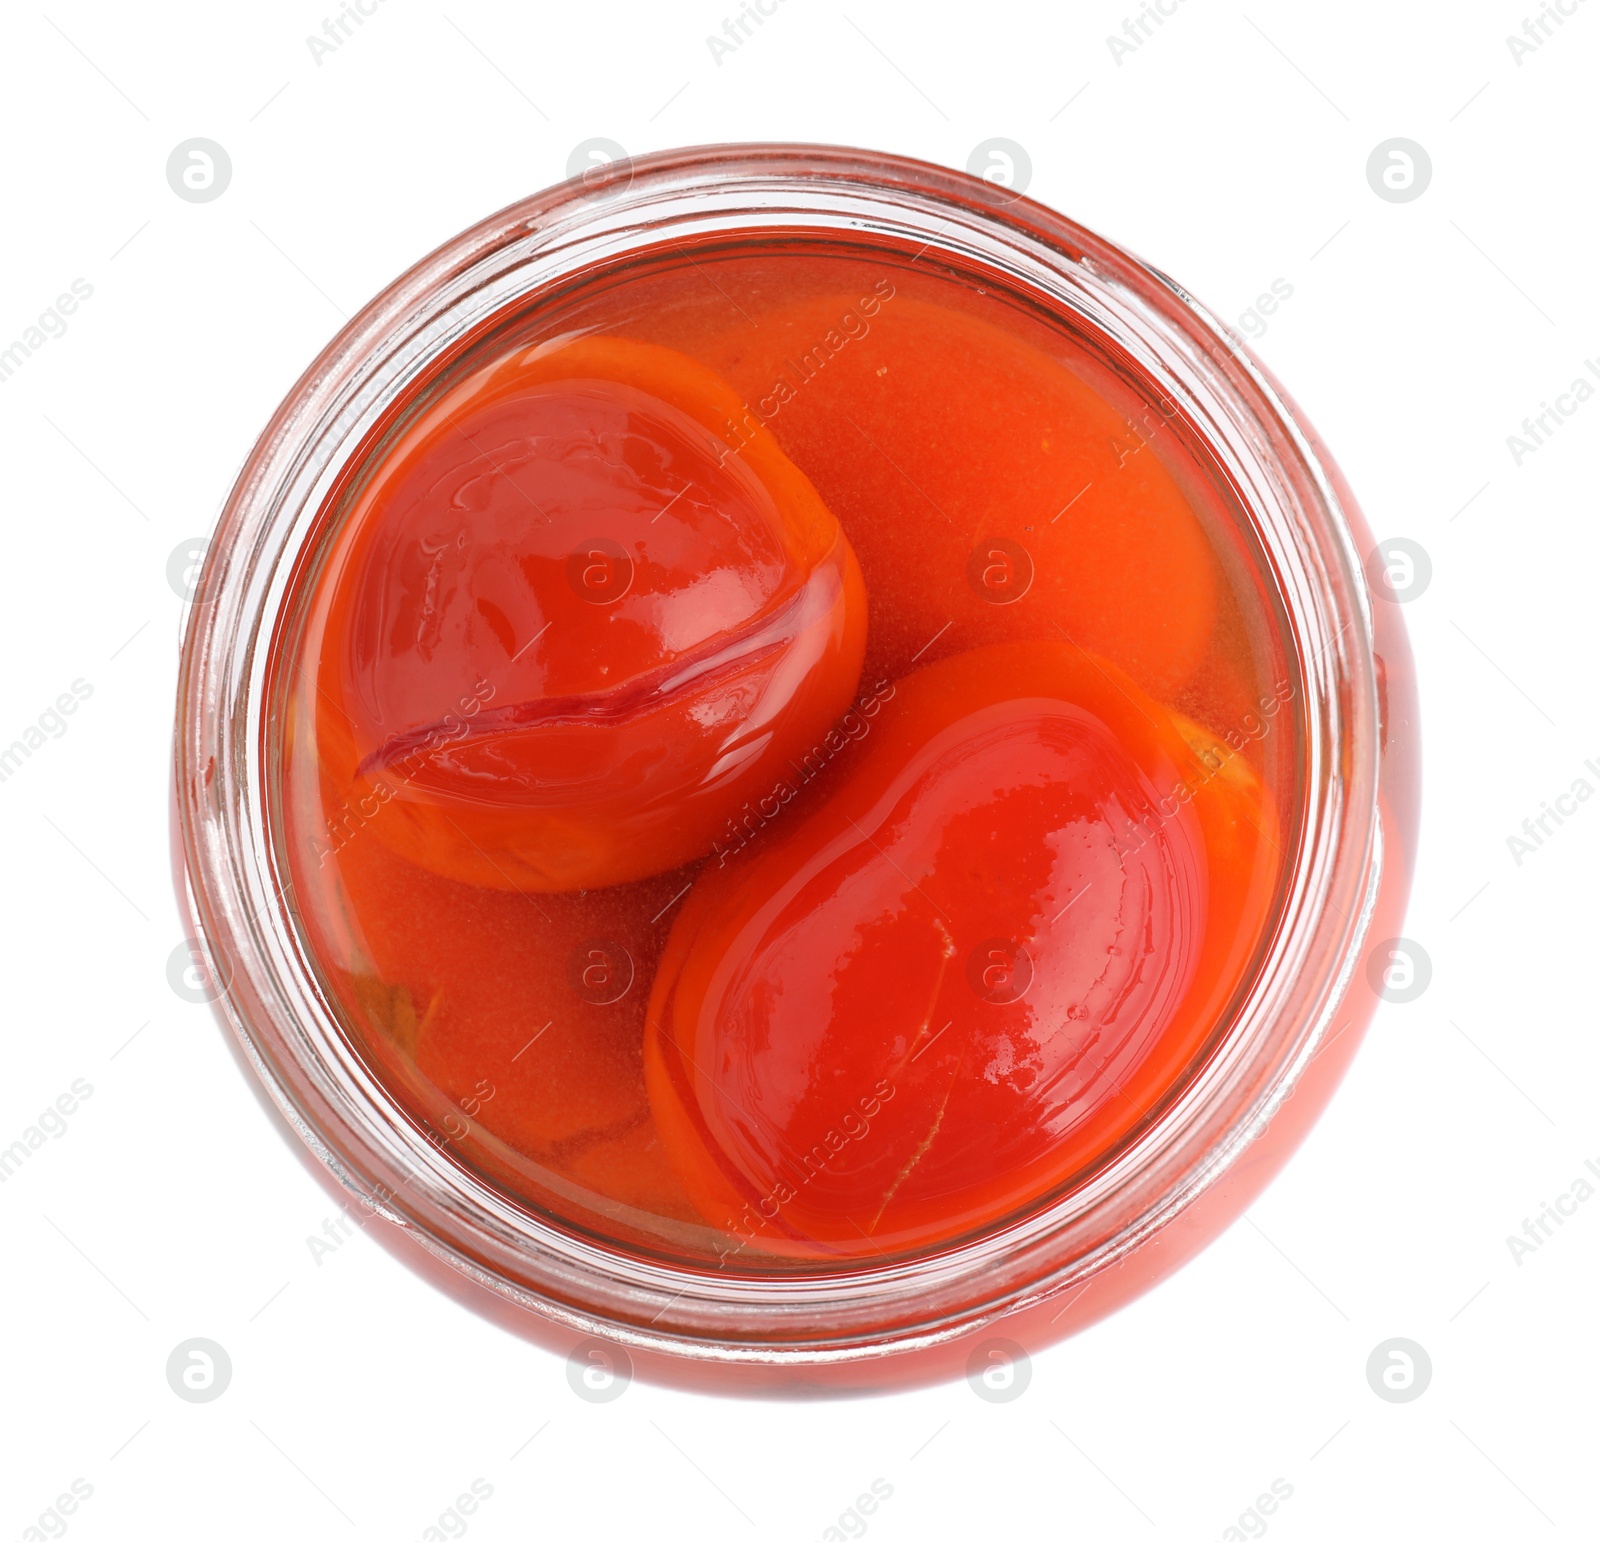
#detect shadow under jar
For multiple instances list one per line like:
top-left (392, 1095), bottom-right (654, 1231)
top-left (174, 144), bottom-right (1417, 1392)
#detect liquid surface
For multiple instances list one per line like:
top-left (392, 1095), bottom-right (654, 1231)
top-left (279, 240), bottom-right (1297, 1269)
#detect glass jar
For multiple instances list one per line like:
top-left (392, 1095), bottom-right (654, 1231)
top-left (172, 144), bottom-right (1416, 1391)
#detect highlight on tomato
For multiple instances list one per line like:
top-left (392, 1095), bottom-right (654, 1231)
top-left (644, 640), bottom-right (1276, 1261)
top-left (306, 333), bottom-right (868, 892)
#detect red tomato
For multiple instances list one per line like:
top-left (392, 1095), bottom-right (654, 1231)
top-left (309, 334), bottom-right (868, 892)
top-left (701, 290), bottom-right (1219, 696)
top-left (643, 641), bottom-right (1271, 1260)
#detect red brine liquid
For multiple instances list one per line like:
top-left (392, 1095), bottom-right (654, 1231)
top-left (277, 239), bottom-right (1298, 1269)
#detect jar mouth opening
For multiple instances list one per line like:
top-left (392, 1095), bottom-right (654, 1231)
top-left (175, 143), bottom-right (1380, 1362)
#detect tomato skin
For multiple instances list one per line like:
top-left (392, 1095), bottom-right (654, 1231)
top-left (644, 641), bottom-right (1266, 1260)
top-left (310, 335), bottom-right (868, 892)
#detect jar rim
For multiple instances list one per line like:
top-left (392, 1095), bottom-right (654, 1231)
top-left (174, 142), bottom-right (1381, 1363)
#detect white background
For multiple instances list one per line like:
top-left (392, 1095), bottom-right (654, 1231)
top-left (1, 1), bottom-right (1596, 1537)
